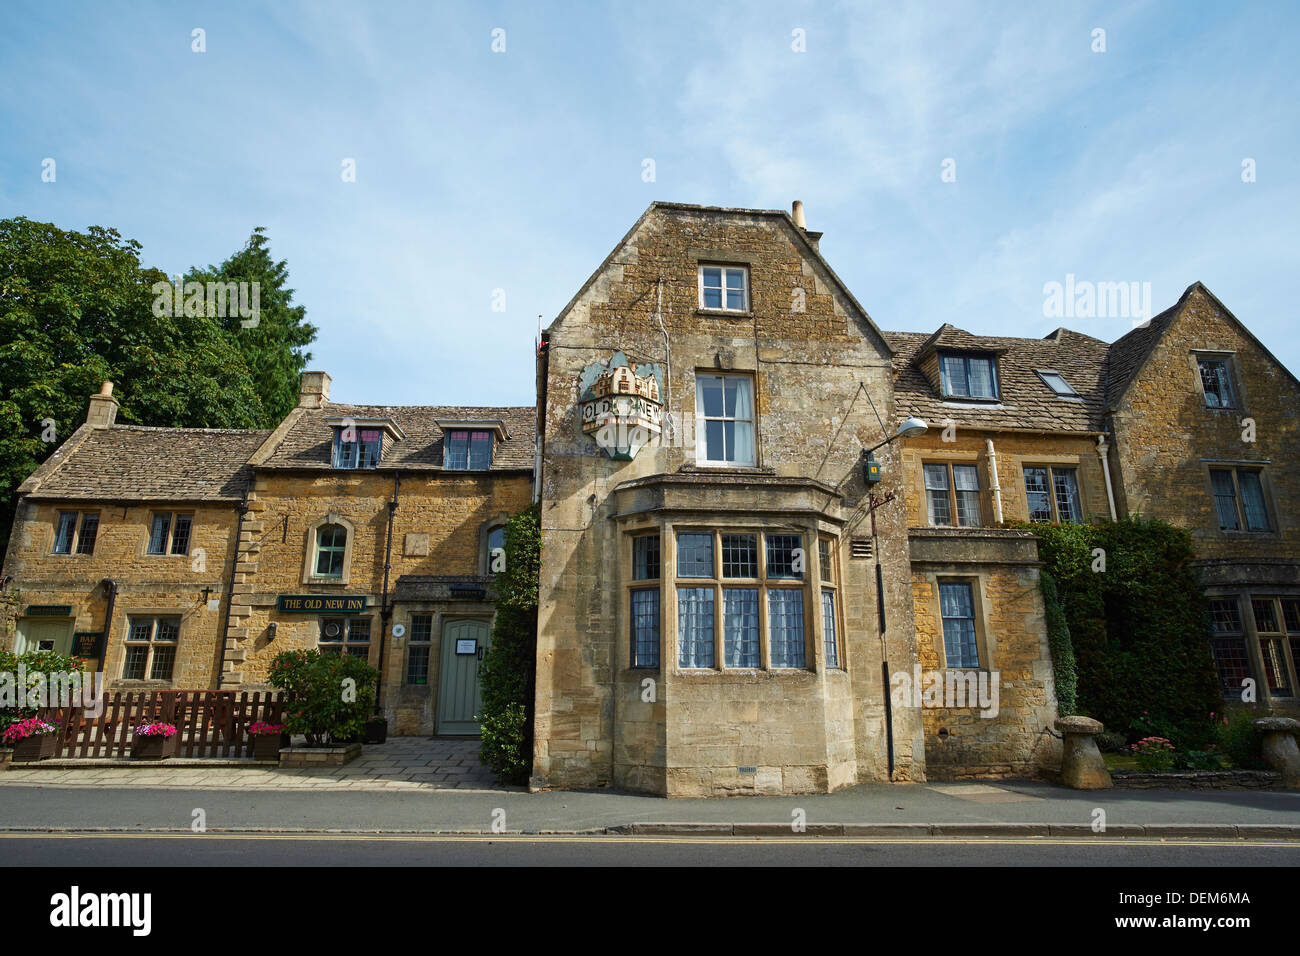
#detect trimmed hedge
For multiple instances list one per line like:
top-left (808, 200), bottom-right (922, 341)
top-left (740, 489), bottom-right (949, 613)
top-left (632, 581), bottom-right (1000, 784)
top-left (478, 504), bottom-right (540, 785)
top-left (1039, 569), bottom-right (1077, 715)
top-left (1009, 517), bottom-right (1221, 749)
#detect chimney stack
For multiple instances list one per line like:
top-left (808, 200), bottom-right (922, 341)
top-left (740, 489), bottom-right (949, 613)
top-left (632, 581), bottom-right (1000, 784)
top-left (791, 200), bottom-right (807, 230)
top-left (86, 381), bottom-right (118, 428)
top-left (298, 371), bottom-right (332, 408)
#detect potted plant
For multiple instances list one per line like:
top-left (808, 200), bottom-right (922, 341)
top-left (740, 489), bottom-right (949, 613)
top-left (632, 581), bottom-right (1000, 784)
top-left (132, 722), bottom-right (178, 760)
top-left (3, 717), bottom-right (61, 762)
top-left (364, 714), bottom-right (388, 744)
top-left (247, 721), bottom-right (287, 760)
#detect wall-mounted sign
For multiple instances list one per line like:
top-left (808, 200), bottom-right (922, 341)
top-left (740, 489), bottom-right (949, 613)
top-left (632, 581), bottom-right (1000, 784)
top-left (26, 605), bottom-right (72, 616)
top-left (455, 639), bottom-right (478, 655)
top-left (73, 632), bottom-right (104, 658)
top-left (449, 585), bottom-right (486, 601)
top-left (578, 352), bottom-right (664, 461)
top-left (276, 595), bottom-right (367, 613)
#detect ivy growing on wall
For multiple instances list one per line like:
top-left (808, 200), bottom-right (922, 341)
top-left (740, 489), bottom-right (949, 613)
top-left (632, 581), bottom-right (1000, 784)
top-left (477, 503), bottom-right (540, 785)
top-left (1008, 517), bottom-right (1221, 748)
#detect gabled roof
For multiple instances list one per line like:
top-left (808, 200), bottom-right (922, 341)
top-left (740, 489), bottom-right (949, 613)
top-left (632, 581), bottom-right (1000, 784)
top-left (1104, 281), bottom-right (1300, 410)
top-left (548, 201), bottom-right (893, 356)
top-left (19, 425), bottom-right (271, 502)
top-left (257, 404), bottom-right (535, 471)
top-left (885, 327), bottom-right (1110, 433)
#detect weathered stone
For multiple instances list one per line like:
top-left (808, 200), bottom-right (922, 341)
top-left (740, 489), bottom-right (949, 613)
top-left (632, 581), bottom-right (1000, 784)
top-left (1056, 715), bottom-right (1112, 790)
top-left (1254, 718), bottom-right (1300, 788)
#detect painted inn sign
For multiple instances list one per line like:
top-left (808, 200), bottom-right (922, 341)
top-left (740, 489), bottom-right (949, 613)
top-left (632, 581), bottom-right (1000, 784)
top-left (578, 352), bottom-right (664, 461)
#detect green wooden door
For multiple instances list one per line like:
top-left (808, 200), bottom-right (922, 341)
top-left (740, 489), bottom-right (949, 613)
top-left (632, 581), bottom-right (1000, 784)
top-left (436, 618), bottom-right (491, 735)
top-left (17, 619), bottom-right (72, 655)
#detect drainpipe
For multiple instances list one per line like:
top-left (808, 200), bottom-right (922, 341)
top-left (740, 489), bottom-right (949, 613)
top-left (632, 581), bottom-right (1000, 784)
top-left (97, 578), bottom-right (118, 673)
top-left (216, 496), bottom-right (250, 688)
top-left (1097, 435), bottom-right (1118, 521)
top-left (374, 473), bottom-right (400, 715)
top-left (985, 439), bottom-right (1003, 523)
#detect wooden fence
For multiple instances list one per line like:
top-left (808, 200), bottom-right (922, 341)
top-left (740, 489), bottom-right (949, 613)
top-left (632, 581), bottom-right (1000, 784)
top-left (38, 690), bottom-right (284, 759)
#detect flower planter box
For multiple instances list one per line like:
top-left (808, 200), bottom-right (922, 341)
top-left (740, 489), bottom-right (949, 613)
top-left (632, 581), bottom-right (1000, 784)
top-left (12, 734), bottom-right (58, 762)
top-left (252, 735), bottom-right (282, 761)
top-left (131, 734), bottom-right (179, 760)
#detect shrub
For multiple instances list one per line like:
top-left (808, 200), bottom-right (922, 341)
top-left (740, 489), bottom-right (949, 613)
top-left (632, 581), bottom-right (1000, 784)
top-left (266, 649), bottom-right (378, 746)
top-left (1218, 707), bottom-right (1268, 770)
top-left (1039, 569), bottom-right (1077, 715)
top-left (478, 504), bottom-right (540, 784)
top-left (0, 649), bottom-right (88, 735)
top-left (1131, 736), bottom-right (1176, 771)
top-left (1095, 731), bottom-right (1128, 754)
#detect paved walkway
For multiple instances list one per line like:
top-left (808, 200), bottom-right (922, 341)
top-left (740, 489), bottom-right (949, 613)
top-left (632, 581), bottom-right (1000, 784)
top-left (0, 736), bottom-right (511, 792)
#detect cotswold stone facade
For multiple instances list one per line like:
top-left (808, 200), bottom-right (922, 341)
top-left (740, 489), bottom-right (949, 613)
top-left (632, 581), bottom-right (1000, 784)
top-left (2, 374), bottom-right (533, 736)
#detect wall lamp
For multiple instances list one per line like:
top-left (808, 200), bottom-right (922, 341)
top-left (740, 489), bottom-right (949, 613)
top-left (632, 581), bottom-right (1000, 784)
top-left (267, 621), bottom-right (278, 641)
top-left (862, 416), bottom-right (928, 455)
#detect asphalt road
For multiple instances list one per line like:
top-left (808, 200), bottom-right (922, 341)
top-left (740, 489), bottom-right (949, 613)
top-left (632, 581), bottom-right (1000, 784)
top-left (3, 832), bottom-right (1297, 866)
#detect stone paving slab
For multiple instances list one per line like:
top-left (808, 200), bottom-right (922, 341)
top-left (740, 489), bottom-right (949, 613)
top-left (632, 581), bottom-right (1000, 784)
top-left (0, 736), bottom-right (510, 793)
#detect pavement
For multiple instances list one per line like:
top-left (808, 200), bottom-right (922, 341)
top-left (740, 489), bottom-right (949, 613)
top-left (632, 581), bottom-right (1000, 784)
top-left (2, 735), bottom-right (1297, 839)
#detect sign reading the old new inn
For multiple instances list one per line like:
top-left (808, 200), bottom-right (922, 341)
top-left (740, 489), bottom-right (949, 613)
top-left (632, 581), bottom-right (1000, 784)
top-left (276, 595), bottom-right (367, 613)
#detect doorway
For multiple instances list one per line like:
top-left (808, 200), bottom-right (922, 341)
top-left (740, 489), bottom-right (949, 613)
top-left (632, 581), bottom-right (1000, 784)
top-left (436, 618), bottom-right (492, 735)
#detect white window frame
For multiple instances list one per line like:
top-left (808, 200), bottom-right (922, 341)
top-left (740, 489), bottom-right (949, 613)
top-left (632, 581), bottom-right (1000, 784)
top-left (694, 373), bottom-right (756, 467)
top-left (697, 264), bottom-right (749, 313)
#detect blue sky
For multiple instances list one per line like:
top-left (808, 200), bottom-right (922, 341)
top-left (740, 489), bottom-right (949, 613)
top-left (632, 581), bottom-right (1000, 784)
top-left (2, 0), bottom-right (1297, 407)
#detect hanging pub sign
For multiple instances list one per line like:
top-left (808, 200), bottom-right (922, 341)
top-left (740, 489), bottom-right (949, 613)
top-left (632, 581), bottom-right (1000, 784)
top-left (276, 595), bottom-right (367, 613)
top-left (577, 352), bottom-right (664, 461)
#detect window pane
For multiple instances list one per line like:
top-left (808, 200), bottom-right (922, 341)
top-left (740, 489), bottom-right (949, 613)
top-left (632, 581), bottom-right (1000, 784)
top-left (953, 465), bottom-right (981, 526)
top-left (633, 534), bottom-right (660, 580)
top-left (1252, 599), bottom-right (1279, 633)
top-left (53, 512), bottom-right (77, 554)
top-left (320, 619), bottom-right (345, 642)
top-left (1210, 470), bottom-right (1239, 530)
top-left (924, 464), bottom-right (951, 525)
top-left (407, 645), bottom-right (431, 685)
top-left (347, 618), bottom-right (371, 643)
top-left (1261, 638), bottom-right (1292, 696)
top-left (723, 587), bottom-right (760, 667)
top-left (768, 590), bottom-right (806, 668)
top-left (766, 534), bottom-right (802, 579)
top-left (1207, 599), bottom-right (1243, 633)
top-left (155, 619), bottom-right (180, 642)
top-left (703, 286), bottom-right (722, 309)
top-left (968, 358), bottom-right (995, 398)
top-left (468, 431), bottom-right (493, 469)
top-left (170, 514), bottom-right (192, 555)
top-left (726, 288), bottom-right (744, 310)
top-left (676, 533), bottom-right (714, 578)
top-left (1052, 468), bottom-right (1082, 523)
top-left (1282, 599), bottom-right (1300, 633)
top-left (699, 376), bottom-right (724, 417)
top-left (1024, 468), bottom-right (1051, 523)
top-left (1237, 471), bottom-right (1268, 531)
top-left (122, 645), bottom-right (149, 681)
top-left (1199, 359), bottom-right (1233, 407)
top-left (148, 513), bottom-right (170, 554)
top-left (731, 421), bottom-right (755, 465)
top-left (1210, 637), bottom-right (1251, 697)
top-left (149, 645), bottom-right (176, 681)
top-left (822, 589), bottom-right (839, 668)
top-left (410, 614), bottom-right (433, 642)
top-left (939, 582), bottom-right (980, 668)
top-left (359, 430), bottom-right (383, 469)
top-left (818, 539), bottom-right (832, 583)
top-left (704, 420), bottom-right (725, 461)
top-left (75, 514), bottom-right (98, 555)
top-left (677, 587), bottom-right (715, 668)
top-left (724, 268), bottom-right (745, 290)
top-left (940, 355), bottom-right (968, 396)
top-left (631, 588), bottom-right (660, 668)
top-left (128, 618), bottom-right (154, 642)
top-left (721, 534), bottom-right (757, 578)
top-left (445, 431), bottom-right (469, 470)
top-left (702, 267), bottom-right (722, 289)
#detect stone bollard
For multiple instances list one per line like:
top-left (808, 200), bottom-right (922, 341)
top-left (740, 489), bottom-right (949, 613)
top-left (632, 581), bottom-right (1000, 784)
top-left (1055, 716), bottom-right (1112, 790)
top-left (1253, 717), bottom-right (1300, 789)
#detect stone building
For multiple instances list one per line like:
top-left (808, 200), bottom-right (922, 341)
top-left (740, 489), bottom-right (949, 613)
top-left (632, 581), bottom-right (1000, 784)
top-left (2, 374), bottom-right (534, 735)
top-left (1104, 283), bottom-right (1300, 715)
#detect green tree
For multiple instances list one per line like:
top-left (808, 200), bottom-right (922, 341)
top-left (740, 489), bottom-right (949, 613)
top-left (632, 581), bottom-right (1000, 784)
top-left (478, 504), bottom-right (540, 784)
top-left (184, 227), bottom-right (317, 426)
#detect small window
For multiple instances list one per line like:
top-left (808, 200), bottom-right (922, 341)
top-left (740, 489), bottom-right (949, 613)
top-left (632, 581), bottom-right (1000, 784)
top-left (314, 523), bottom-right (348, 577)
top-left (721, 534), bottom-right (758, 578)
top-left (1210, 468), bottom-right (1270, 532)
top-left (486, 525), bottom-right (506, 575)
top-left (630, 588), bottom-right (660, 668)
top-left (1024, 466), bottom-right (1082, 523)
top-left (1035, 370), bottom-right (1079, 398)
top-left (407, 614), bottom-right (433, 685)
top-left (122, 616), bottom-right (180, 681)
top-left (822, 590), bottom-right (839, 669)
top-left (938, 582), bottom-right (980, 669)
top-left (924, 463), bottom-right (982, 527)
top-left (53, 511), bottom-right (98, 555)
top-left (320, 616), bottom-right (370, 658)
top-left (939, 352), bottom-right (999, 400)
top-left (676, 532), bottom-right (714, 578)
top-left (1198, 358), bottom-right (1236, 408)
top-left (677, 586), bottom-right (716, 668)
top-left (1207, 598), bottom-right (1250, 698)
top-left (695, 374), bottom-right (756, 466)
top-left (633, 534), bottom-right (660, 581)
top-left (333, 427), bottom-right (383, 469)
top-left (698, 265), bottom-right (749, 312)
top-left (767, 589), bottom-right (806, 668)
top-left (146, 512), bottom-right (194, 555)
top-left (446, 430), bottom-right (493, 470)
top-left (765, 534), bottom-right (803, 579)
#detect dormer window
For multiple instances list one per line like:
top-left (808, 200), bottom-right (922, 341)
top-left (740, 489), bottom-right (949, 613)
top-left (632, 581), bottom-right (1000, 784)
top-left (1035, 369), bottom-right (1079, 399)
top-left (446, 430), bottom-right (493, 470)
top-left (939, 352), bottom-right (999, 400)
top-left (698, 265), bottom-right (749, 312)
top-left (333, 428), bottom-right (383, 469)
